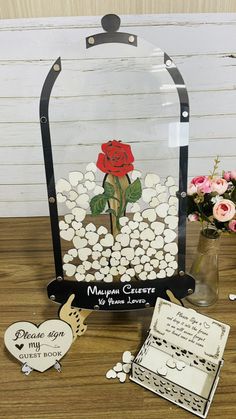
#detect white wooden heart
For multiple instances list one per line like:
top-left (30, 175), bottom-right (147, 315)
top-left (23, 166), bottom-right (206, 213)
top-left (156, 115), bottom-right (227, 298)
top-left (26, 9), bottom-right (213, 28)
top-left (72, 207), bottom-right (86, 222)
top-left (77, 184), bottom-right (87, 194)
top-left (119, 217), bottom-right (129, 227)
top-left (135, 247), bottom-right (145, 256)
top-left (100, 233), bottom-right (114, 247)
top-left (165, 176), bottom-right (175, 187)
top-left (93, 243), bottom-right (103, 252)
top-left (57, 193), bottom-right (67, 203)
top-left (121, 225), bottom-right (131, 235)
top-left (110, 257), bottom-right (119, 267)
top-left (69, 171), bottom-right (83, 186)
top-left (92, 251), bottom-right (101, 260)
top-left (142, 208), bottom-right (156, 222)
top-left (86, 162), bottom-right (97, 172)
top-left (56, 178), bottom-right (71, 193)
top-left (147, 271), bottom-right (156, 280)
top-left (85, 223), bottom-right (96, 232)
top-left (168, 205), bottom-right (178, 216)
top-left (110, 266), bottom-right (118, 276)
top-left (76, 193), bottom-right (89, 209)
top-left (93, 185), bottom-right (104, 195)
top-left (156, 250), bottom-right (164, 260)
top-left (85, 273), bottom-right (95, 282)
top-left (156, 203), bottom-right (169, 218)
top-left (4, 320), bottom-right (73, 373)
top-left (130, 229), bottom-right (139, 239)
top-left (66, 200), bottom-right (76, 210)
top-left (130, 203), bottom-right (140, 213)
top-left (104, 274), bottom-right (113, 283)
top-left (150, 259), bottom-right (159, 268)
top-left (132, 213), bottom-right (142, 223)
top-left (85, 171), bottom-right (95, 181)
top-left (102, 248), bottom-right (111, 257)
top-left (68, 190), bottom-right (78, 201)
top-left (141, 240), bottom-right (149, 250)
top-left (120, 274), bottom-right (131, 282)
top-left (116, 233), bottom-right (129, 247)
top-left (72, 221), bottom-right (83, 232)
top-left (97, 225), bottom-right (108, 235)
top-left (59, 220), bottom-right (69, 231)
top-left (63, 263), bottom-right (76, 277)
top-left (100, 266), bottom-right (109, 275)
top-left (144, 173), bottom-right (160, 188)
top-left (85, 231), bottom-right (99, 246)
top-left (95, 271), bottom-right (104, 281)
top-left (139, 222), bottom-right (148, 232)
top-left (117, 265), bottom-right (126, 275)
top-left (140, 228), bottom-right (155, 241)
top-left (63, 254), bottom-right (73, 263)
top-left (85, 180), bottom-right (96, 190)
top-left (60, 228), bottom-right (75, 242)
top-left (68, 248), bottom-right (78, 258)
top-left (64, 214), bottom-right (74, 224)
top-left (142, 188), bottom-right (156, 203)
top-left (121, 247), bottom-right (134, 261)
top-left (78, 248), bottom-right (92, 261)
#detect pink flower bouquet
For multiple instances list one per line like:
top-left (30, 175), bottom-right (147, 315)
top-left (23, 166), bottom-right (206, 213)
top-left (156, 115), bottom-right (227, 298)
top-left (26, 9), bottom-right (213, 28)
top-left (187, 158), bottom-right (236, 236)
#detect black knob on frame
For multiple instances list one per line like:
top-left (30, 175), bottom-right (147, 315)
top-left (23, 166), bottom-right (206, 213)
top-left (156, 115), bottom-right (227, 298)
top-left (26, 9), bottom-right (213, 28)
top-left (101, 14), bottom-right (121, 32)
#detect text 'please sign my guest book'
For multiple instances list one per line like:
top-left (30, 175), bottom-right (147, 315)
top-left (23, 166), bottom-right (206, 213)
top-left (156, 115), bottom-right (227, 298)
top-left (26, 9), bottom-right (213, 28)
top-left (130, 298), bottom-right (230, 418)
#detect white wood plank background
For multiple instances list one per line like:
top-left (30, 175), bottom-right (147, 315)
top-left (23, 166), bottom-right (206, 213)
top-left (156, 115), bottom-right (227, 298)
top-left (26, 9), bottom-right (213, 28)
top-left (1, 0), bottom-right (236, 19)
top-left (0, 13), bottom-right (236, 217)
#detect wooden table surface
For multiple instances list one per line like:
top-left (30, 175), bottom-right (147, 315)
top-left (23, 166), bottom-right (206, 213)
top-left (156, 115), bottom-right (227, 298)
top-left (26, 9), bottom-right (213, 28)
top-left (0, 217), bottom-right (236, 419)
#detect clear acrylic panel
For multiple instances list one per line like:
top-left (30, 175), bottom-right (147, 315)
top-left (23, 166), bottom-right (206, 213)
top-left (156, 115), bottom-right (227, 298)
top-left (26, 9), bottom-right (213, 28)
top-left (42, 17), bottom-right (193, 310)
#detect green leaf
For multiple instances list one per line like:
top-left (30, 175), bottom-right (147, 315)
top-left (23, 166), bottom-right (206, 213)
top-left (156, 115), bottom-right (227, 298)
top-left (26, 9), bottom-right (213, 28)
top-left (105, 208), bottom-right (116, 216)
top-left (187, 196), bottom-right (198, 215)
top-left (90, 194), bottom-right (107, 216)
top-left (125, 178), bottom-right (142, 203)
top-left (103, 182), bottom-right (115, 199)
top-left (201, 212), bottom-right (213, 223)
top-left (231, 186), bottom-right (236, 204)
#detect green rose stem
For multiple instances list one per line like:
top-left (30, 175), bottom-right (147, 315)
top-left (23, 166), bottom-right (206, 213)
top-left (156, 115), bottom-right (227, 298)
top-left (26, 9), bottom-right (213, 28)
top-left (114, 176), bottom-right (124, 231)
top-left (106, 174), bottom-right (129, 237)
top-left (107, 174), bottom-right (129, 283)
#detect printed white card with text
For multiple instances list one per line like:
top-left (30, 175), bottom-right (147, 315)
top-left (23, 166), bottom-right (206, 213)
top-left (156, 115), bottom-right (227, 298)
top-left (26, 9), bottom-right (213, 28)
top-left (150, 298), bottom-right (230, 363)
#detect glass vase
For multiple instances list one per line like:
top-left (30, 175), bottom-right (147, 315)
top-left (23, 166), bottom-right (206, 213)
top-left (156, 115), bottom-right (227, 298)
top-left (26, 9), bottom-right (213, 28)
top-left (187, 227), bottom-right (220, 307)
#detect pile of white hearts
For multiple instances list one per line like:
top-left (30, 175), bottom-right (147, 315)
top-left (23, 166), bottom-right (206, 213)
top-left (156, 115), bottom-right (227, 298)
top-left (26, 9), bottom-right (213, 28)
top-left (106, 351), bottom-right (134, 383)
top-left (57, 165), bottom-right (179, 283)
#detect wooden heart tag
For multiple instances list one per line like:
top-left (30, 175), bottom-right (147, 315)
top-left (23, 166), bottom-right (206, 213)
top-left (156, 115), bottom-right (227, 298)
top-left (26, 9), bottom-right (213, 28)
top-left (4, 319), bottom-right (73, 372)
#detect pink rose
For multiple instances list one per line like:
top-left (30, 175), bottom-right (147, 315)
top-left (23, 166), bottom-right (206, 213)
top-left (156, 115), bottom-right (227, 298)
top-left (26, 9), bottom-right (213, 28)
top-left (231, 170), bottom-right (236, 180)
top-left (188, 213), bottom-right (199, 222)
top-left (211, 178), bottom-right (228, 195)
top-left (228, 219), bottom-right (236, 232)
top-left (190, 176), bottom-right (212, 194)
top-left (213, 199), bottom-right (235, 222)
top-left (223, 171), bottom-right (231, 181)
top-left (187, 183), bottom-right (197, 195)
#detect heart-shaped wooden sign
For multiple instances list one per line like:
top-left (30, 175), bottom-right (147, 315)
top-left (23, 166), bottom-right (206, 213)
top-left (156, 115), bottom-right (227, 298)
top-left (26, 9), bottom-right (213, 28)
top-left (4, 320), bottom-right (73, 372)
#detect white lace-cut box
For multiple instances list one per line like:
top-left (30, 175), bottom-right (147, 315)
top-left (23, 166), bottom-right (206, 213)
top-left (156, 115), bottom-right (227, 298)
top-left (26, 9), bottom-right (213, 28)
top-left (130, 298), bottom-right (230, 418)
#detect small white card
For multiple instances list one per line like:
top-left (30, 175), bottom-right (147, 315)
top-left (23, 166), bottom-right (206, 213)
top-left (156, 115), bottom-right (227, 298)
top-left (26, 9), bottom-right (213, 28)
top-left (150, 299), bottom-right (230, 363)
top-left (4, 319), bottom-right (73, 372)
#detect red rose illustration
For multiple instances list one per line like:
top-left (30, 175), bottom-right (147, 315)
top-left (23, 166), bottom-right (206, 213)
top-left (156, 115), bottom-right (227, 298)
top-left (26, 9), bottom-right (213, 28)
top-left (96, 140), bottom-right (134, 177)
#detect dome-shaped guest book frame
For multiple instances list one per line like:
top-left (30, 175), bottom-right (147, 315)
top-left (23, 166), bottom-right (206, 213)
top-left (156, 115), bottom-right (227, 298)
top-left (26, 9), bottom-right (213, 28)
top-left (39, 14), bottom-right (195, 319)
